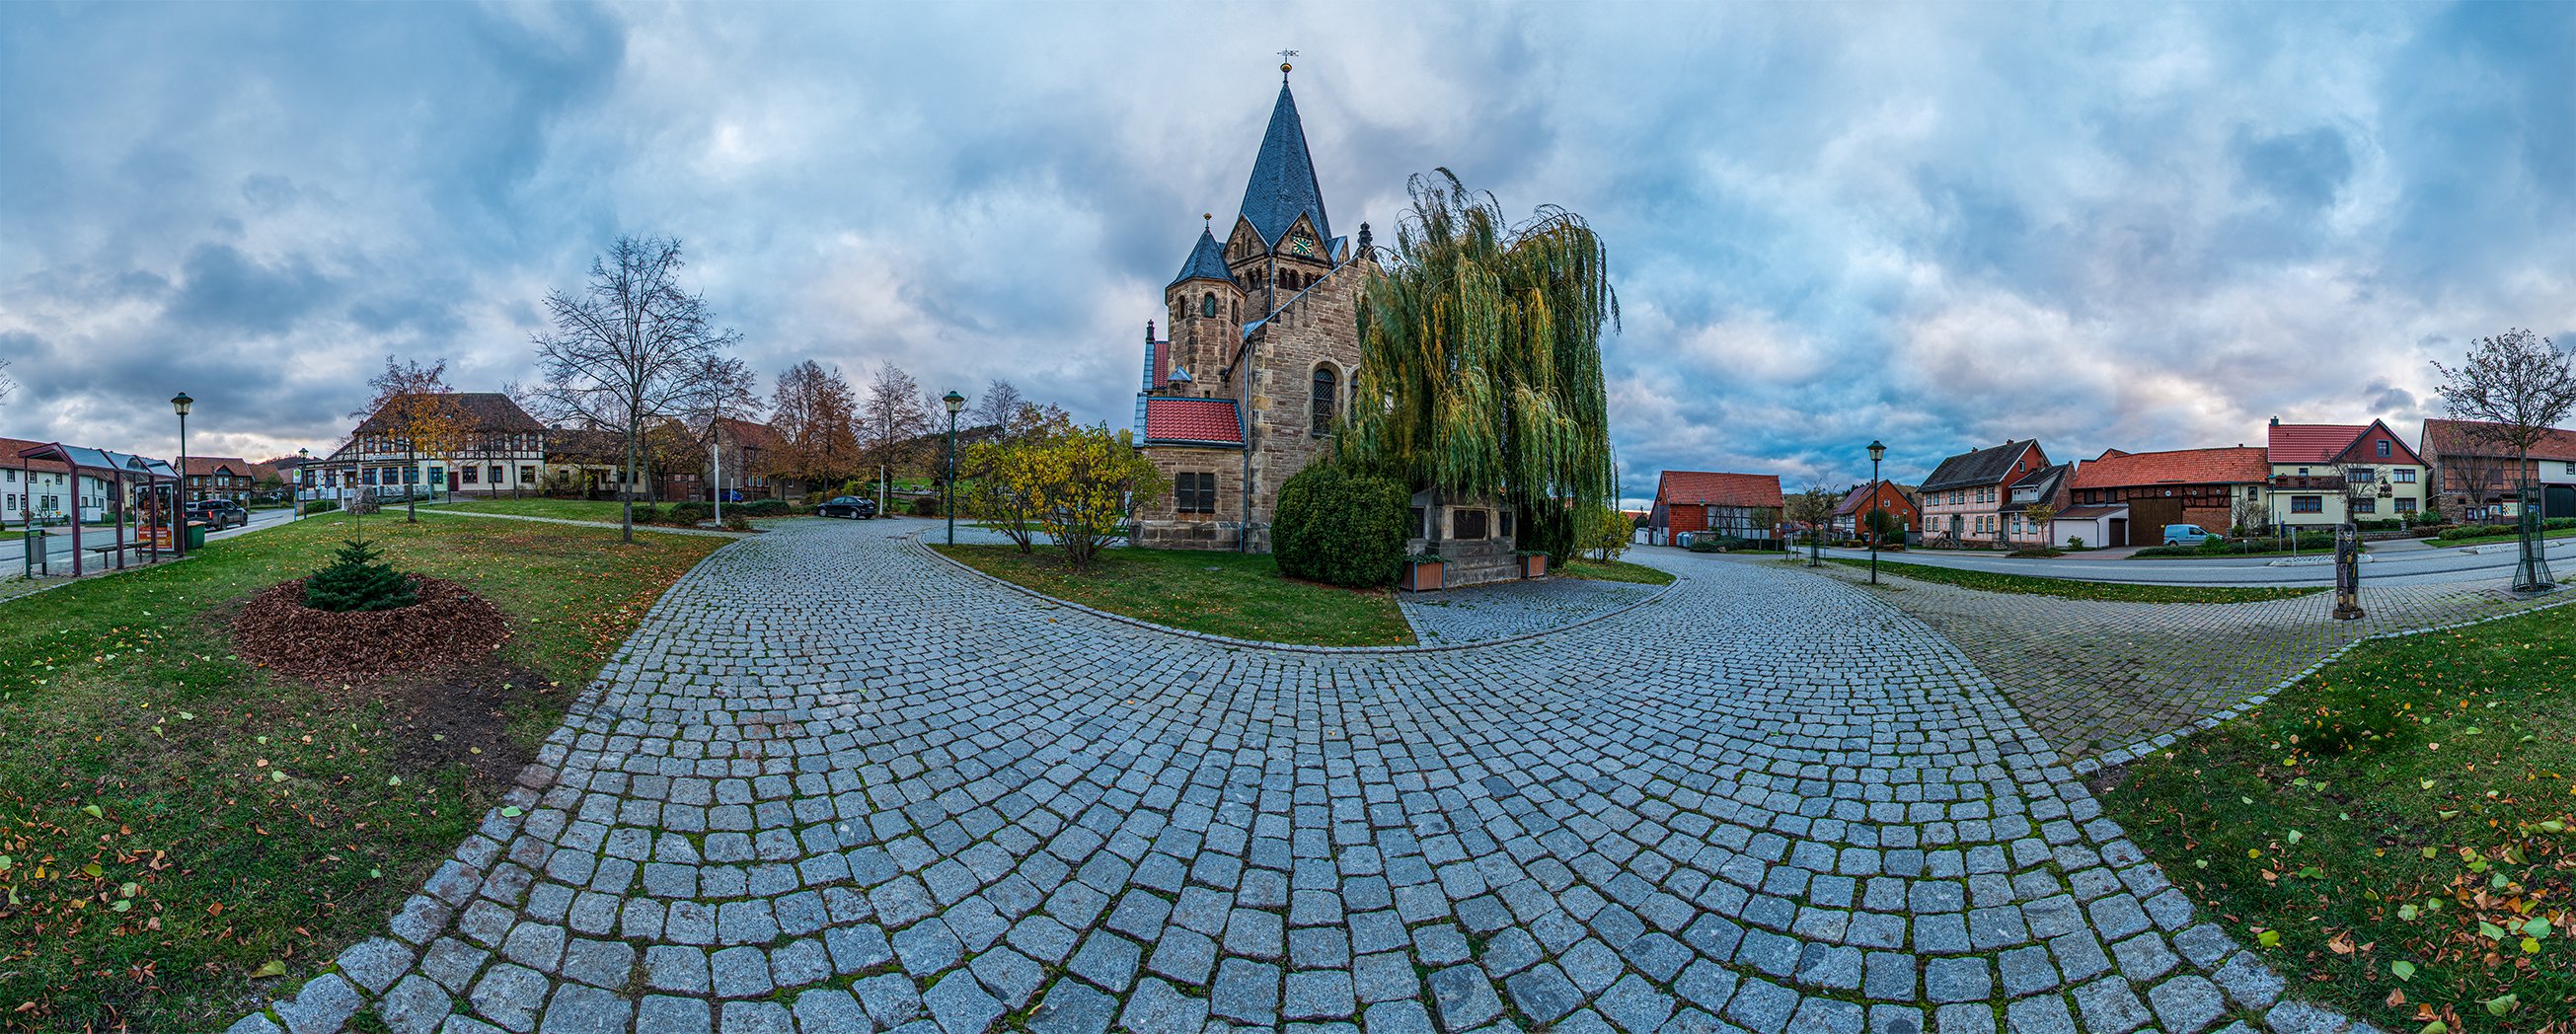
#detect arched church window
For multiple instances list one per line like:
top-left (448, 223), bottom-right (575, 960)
top-left (1231, 299), bottom-right (1239, 322)
top-left (1201, 293), bottom-right (1217, 319)
top-left (1311, 364), bottom-right (1338, 436)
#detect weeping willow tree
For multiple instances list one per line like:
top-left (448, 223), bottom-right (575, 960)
top-left (1339, 170), bottom-right (1619, 558)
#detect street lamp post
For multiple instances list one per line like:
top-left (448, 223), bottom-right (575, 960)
top-left (1868, 439), bottom-right (1886, 584)
top-left (295, 446), bottom-right (310, 518)
top-left (172, 392), bottom-right (192, 558)
top-left (943, 390), bottom-right (966, 546)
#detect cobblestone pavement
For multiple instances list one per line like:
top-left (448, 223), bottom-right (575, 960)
top-left (419, 508), bottom-right (758, 538)
top-left (238, 519), bottom-right (2362, 1034)
top-left (1780, 556), bottom-right (2551, 762)
top-left (1398, 578), bottom-right (1667, 645)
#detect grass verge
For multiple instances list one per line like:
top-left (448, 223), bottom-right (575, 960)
top-left (933, 544), bottom-right (1413, 646)
top-left (0, 515), bottom-right (723, 1030)
top-left (2428, 527), bottom-right (2576, 549)
top-left (1826, 557), bottom-right (2320, 603)
top-left (1557, 558), bottom-right (1676, 586)
top-left (434, 498), bottom-right (635, 522)
top-left (2096, 603), bottom-right (2576, 1031)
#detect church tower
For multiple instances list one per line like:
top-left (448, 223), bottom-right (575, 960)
top-left (1133, 64), bottom-right (1373, 553)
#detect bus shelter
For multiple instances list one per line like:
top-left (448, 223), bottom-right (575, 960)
top-left (14, 442), bottom-right (181, 578)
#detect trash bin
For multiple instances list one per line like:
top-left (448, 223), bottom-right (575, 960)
top-left (184, 521), bottom-right (208, 551)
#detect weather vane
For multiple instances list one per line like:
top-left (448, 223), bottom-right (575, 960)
top-left (1277, 49), bottom-right (1298, 80)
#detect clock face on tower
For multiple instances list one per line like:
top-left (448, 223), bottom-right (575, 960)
top-left (1289, 234), bottom-right (1315, 257)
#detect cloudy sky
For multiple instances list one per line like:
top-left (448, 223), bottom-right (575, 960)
top-left (5, 2), bottom-right (2570, 501)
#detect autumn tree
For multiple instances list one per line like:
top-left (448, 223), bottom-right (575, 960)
top-left (959, 403), bottom-right (1076, 554)
top-left (858, 363), bottom-right (931, 483)
top-left (979, 420), bottom-right (1164, 570)
top-left (2433, 328), bottom-right (2574, 590)
top-left (353, 356), bottom-right (471, 523)
top-left (528, 235), bottom-right (743, 542)
top-left (769, 361), bottom-right (862, 491)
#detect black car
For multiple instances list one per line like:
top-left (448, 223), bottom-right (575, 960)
top-left (187, 500), bottom-right (250, 528)
top-left (815, 495), bottom-right (878, 520)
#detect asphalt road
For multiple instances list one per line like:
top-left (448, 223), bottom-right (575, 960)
top-left (1, 506), bottom-right (301, 571)
top-left (1745, 534), bottom-right (2574, 588)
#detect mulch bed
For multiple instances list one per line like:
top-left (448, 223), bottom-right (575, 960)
top-left (232, 574), bottom-right (508, 683)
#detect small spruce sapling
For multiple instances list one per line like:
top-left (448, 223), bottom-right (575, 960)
top-left (303, 538), bottom-right (418, 613)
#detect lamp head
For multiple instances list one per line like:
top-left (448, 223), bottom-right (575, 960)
top-left (1867, 439), bottom-right (1886, 463)
top-left (943, 390), bottom-right (965, 414)
top-left (298, 446), bottom-right (310, 460)
top-left (171, 391), bottom-right (193, 417)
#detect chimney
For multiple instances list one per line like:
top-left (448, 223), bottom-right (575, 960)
top-left (2269, 416), bottom-right (2280, 426)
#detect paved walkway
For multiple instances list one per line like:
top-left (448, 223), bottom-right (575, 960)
top-left (1785, 557), bottom-right (2552, 764)
top-left (1397, 578), bottom-right (1667, 645)
top-left (240, 520), bottom-right (2379, 1034)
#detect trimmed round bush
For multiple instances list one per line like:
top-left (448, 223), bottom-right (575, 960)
top-left (1272, 463), bottom-right (1410, 587)
top-left (664, 502), bottom-right (710, 525)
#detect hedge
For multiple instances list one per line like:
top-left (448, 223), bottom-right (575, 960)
top-left (1272, 463), bottom-right (1410, 587)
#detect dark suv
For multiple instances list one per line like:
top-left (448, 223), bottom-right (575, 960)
top-left (186, 500), bottom-right (250, 528)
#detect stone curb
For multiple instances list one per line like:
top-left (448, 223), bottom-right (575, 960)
top-left (910, 533), bottom-right (1681, 654)
top-left (2071, 590), bottom-right (2574, 776)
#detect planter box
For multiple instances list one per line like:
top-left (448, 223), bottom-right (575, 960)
top-left (1403, 560), bottom-right (1444, 592)
top-left (1522, 554), bottom-right (1547, 578)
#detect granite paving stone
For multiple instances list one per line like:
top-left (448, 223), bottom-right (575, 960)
top-left (226, 523), bottom-right (2391, 1031)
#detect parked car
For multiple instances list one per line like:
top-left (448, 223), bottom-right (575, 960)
top-left (815, 495), bottom-right (878, 520)
top-left (187, 500), bottom-right (250, 529)
top-left (2160, 523), bottom-right (2215, 547)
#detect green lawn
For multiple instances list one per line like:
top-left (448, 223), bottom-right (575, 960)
top-left (933, 544), bottom-right (1414, 646)
top-left (434, 497), bottom-right (633, 522)
top-left (1558, 557), bottom-right (1677, 586)
top-left (0, 515), bottom-right (723, 1030)
top-left (1826, 556), bottom-right (2320, 603)
top-left (2428, 526), bottom-right (2576, 549)
top-left (2097, 604), bottom-right (2576, 1031)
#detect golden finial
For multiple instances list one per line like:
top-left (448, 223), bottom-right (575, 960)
top-left (1277, 49), bottom-right (1297, 81)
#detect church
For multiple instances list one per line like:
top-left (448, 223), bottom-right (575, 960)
top-left (1130, 65), bottom-right (1372, 553)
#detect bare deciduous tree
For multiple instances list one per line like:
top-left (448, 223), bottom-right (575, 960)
top-left (970, 379), bottom-right (1024, 435)
top-left (528, 236), bottom-right (743, 542)
top-left (353, 356), bottom-right (471, 524)
top-left (858, 363), bottom-right (931, 483)
top-left (1787, 486), bottom-right (1840, 565)
top-left (2433, 328), bottom-right (2574, 590)
top-left (0, 357), bottom-right (15, 407)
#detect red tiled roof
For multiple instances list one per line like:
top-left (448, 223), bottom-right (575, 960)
top-left (2422, 418), bottom-right (2576, 461)
top-left (1654, 471), bottom-right (1784, 509)
top-left (2, 437), bottom-right (75, 477)
top-left (2072, 447), bottom-right (2270, 489)
top-left (184, 457), bottom-right (254, 478)
top-left (1142, 398), bottom-right (1244, 445)
top-left (2266, 423), bottom-right (2367, 464)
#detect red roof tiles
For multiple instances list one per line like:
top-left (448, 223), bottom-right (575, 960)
top-left (1654, 472), bottom-right (1784, 509)
top-left (2422, 418), bottom-right (2576, 461)
top-left (2072, 447), bottom-right (2270, 489)
top-left (1142, 398), bottom-right (1244, 445)
top-left (2266, 423), bottom-right (2367, 464)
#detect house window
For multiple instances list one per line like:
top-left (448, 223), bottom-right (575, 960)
top-left (2377, 440), bottom-right (2390, 458)
top-left (1311, 365), bottom-right (1338, 435)
top-left (1453, 509), bottom-right (1488, 540)
top-left (489, 466), bottom-right (503, 484)
top-left (1175, 473), bottom-right (1217, 514)
top-left (461, 466), bottom-right (478, 484)
top-left (2247, 485), bottom-right (2260, 498)
top-left (2394, 497), bottom-right (2417, 513)
top-left (2354, 497), bottom-right (2376, 514)
top-left (521, 466), bottom-right (537, 483)
top-left (2393, 469), bottom-right (2414, 483)
top-left (403, 466), bottom-right (419, 484)
top-left (2292, 495), bottom-right (2322, 513)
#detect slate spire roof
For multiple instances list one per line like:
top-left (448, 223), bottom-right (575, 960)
top-left (1236, 82), bottom-right (1330, 248)
top-left (1170, 227), bottom-right (1235, 287)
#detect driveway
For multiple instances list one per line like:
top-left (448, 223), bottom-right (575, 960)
top-left (243, 519), bottom-right (2362, 1034)
top-left (1768, 536), bottom-right (2572, 588)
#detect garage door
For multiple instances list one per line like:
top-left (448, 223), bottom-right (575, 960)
top-left (2548, 485), bottom-right (2575, 519)
top-left (2126, 498), bottom-right (2186, 540)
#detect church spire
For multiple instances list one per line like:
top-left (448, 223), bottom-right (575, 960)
top-left (1236, 76), bottom-right (1329, 249)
